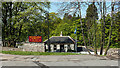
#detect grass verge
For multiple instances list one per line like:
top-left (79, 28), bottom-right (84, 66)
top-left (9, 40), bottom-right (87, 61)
top-left (1, 51), bottom-right (81, 55)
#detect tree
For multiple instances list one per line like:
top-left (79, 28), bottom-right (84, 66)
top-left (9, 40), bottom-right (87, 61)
top-left (78, 2), bottom-right (91, 54)
top-left (104, 2), bottom-right (115, 55)
top-left (2, 2), bottom-right (50, 47)
top-left (86, 3), bottom-right (98, 55)
top-left (100, 1), bottom-right (106, 55)
top-left (97, 1), bottom-right (104, 55)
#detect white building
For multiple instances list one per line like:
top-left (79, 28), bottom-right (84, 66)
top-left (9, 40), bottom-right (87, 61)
top-left (44, 36), bottom-right (76, 52)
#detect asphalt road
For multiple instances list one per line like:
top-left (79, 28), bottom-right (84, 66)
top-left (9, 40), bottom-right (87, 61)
top-left (1, 61), bottom-right (119, 68)
top-left (0, 53), bottom-right (119, 68)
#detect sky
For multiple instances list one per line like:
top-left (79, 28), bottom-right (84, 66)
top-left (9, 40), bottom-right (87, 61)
top-left (48, 2), bottom-right (118, 19)
top-left (49, 2), bottom-right (88, 18)
top-left (49, 2), bottom-right (60, 13)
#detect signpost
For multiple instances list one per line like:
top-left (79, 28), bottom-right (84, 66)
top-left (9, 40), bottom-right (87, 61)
top-left (29, 36), bottom-right (42, 43)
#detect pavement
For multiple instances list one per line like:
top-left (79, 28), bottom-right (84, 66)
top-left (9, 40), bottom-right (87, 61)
top-left (0, 53), bottom-right (119, 68)
top-left (40, 59), bottom-right (119, 66)
top-left (1, 61), bottom-right (38, 66)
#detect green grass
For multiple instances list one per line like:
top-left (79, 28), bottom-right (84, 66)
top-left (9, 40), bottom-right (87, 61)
top-left (100, 55), bottom-right (106, 56)
top-left (1, 51), bottom-right (81, 55)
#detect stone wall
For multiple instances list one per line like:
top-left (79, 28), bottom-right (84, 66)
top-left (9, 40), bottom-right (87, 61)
top-left (107, 48), bottom-right (120, 59)
top-left (18, 43), bottom-right (44, 52)
top-left (2, 47), bottom-right (23, 51)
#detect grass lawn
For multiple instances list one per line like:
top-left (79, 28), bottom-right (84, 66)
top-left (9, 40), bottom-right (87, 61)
top-left (1, 51), bottom-right (81, 55)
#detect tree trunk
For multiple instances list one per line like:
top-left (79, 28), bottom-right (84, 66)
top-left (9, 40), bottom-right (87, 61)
top-left (2, 3), bottom-right (8, 47)
top-left (9, 2), bottom-right (12, 47)
top-left (100, 2), bottom-right (103, 55)
top-left (2, 41), bottom-right (5, 47)
top-left (19, 25), bottom-right (22, 37)
top-left (94, 19), bottom-right (97, 55)
top-left (9, 2), bottom-right (12, 36)
top-left (91, 33), bottom-right (94, 48)
top-left (93, 3), bottom-right (98, 55)
top-left (47, 12), bottom-right (51, 52)
top-left (88, 29), bottom-right (91, 47)
top-left (104, 2), bottom-right (114, 55)
top-left (100, 1), bottom-right (106, 55)
top-left (78, 2), bottom-right (91, 54)
top-left (13, 40), bottom-right (16, 47)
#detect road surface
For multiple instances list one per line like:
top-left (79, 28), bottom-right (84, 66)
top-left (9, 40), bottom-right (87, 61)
top-left (0, 53), bottom-right (119, 68)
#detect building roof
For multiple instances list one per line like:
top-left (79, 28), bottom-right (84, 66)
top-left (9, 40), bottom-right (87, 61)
top-left (44, 36), bottom-right (75, 44)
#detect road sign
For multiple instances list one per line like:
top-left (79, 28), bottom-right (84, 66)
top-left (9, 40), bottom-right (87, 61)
top-left (29, 36), bottom-right (42, 43)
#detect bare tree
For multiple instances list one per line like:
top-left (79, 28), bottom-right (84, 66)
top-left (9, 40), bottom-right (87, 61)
top-left (58, 2), bottom-right (91, 54)
top-left (100, 1), bottom-right (106, 55)
top-left (104, 2), bottom-right (115, 55)
top-left (97, 1), bottom-right (104, 55)
top-left (93, 2), bottom-right (98, 55)
top-left (78, 2), bottom-right (91, 54)
top-left (98, 1), bottom-right (104, 55)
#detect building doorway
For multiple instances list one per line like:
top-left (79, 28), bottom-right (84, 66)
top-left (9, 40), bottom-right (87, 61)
top-left (60, 45), bottom-right (64, 52)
